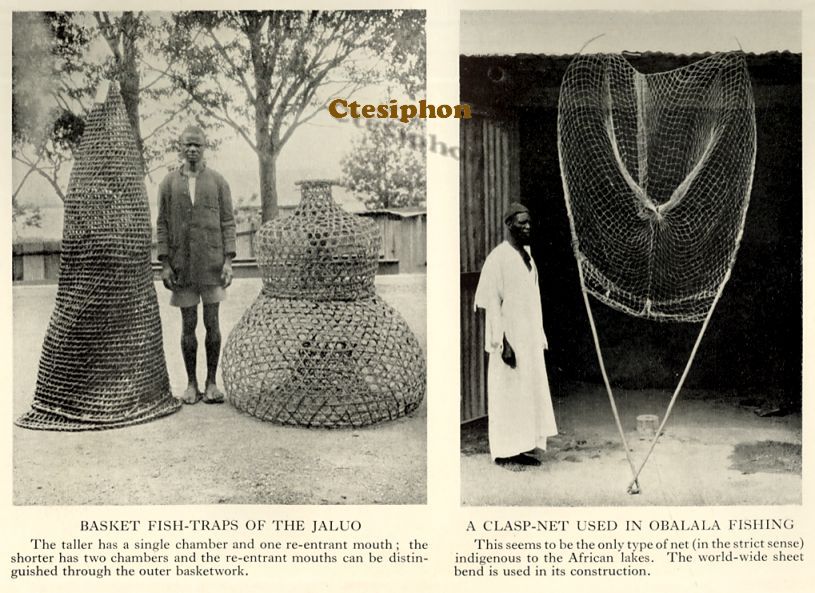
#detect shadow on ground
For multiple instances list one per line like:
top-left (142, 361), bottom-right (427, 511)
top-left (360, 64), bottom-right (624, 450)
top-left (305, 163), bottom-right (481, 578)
top-left (730, 441), bottom-right (802, 475)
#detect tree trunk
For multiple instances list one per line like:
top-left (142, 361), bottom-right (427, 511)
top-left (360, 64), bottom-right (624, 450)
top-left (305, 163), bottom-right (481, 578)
top-left (246, 18), bottom-right (279, 224)
top-left (259, 150), bottom-right (278, 223)
top-left (254, 98), bottom-right (279, 223)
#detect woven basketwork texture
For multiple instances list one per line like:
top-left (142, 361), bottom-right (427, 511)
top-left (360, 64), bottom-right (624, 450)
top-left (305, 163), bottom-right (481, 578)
top-left (222, 181), bottom-right (425, 428)
top-left (16, 83), bottom-right (180, 431)
top-left (223, 295), bottom-right (425, 427)
top-left (256, 180), bottom-right (379, 301)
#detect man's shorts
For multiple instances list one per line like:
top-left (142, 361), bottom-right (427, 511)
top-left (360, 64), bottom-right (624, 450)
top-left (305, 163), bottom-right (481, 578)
top-left (170, 284), bottom-right (227, 308)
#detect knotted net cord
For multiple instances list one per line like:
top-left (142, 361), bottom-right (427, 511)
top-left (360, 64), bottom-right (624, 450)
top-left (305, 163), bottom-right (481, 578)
top-left (557, 52), bottom-right (756, 491)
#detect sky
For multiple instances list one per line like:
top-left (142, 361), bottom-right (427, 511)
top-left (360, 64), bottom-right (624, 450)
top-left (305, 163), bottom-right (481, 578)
top-left (461, 11), bottom-right (801, 55)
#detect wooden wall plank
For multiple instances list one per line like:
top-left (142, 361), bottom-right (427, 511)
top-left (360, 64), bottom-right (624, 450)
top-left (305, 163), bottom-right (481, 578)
top-left (460, 115), bottom-right (520, 422)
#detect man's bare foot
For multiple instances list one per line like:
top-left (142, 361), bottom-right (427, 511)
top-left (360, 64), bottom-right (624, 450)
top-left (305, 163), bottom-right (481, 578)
top-left (202, 383), bottom-right (225, 404)
top-left (181, 383), bottom-right (200, 405)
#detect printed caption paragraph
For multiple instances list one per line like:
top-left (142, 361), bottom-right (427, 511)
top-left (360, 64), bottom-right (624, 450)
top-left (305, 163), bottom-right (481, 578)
top-left (9, 519), bottom-right (430, 579)
top-left (454, 517), bottom-right (805, 578)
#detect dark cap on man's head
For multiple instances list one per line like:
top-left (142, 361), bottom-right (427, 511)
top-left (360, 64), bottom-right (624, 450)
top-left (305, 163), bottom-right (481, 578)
top-left (504, 202), bottom-right (530, 224)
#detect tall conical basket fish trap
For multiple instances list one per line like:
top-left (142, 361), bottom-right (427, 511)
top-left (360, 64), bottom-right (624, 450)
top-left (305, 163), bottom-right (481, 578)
top-left (16, 83), bottom-right (180, 431)
top-left (222, 180), bottom-right (425, 428)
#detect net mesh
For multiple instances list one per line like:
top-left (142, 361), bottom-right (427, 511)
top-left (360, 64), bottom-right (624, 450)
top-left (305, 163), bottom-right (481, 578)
top-left (16, 83), bottom-right (180, 431)
top-left (558, 52), bottom-right (756, 322)
top-left (222, 181), bottom-right (425, 428)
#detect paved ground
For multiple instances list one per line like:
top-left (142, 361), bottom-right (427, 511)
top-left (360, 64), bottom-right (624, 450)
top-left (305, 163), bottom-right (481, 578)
top-left (13, 275), bottom-right (426, 505)
top-left (461, 382), bottom-right (801, 506)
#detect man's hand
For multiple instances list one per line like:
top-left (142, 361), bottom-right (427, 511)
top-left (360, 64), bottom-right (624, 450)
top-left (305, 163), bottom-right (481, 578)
top-left (221, 259), bottom-right (233, 288)
top-left (161, 262), bottom-right (176, 291)
top-left (501, 335), bottom-right (516, 368)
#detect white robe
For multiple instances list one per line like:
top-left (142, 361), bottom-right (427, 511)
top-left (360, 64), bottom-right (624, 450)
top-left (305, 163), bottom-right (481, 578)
top-left (474, 241), bottom-right (558, 459)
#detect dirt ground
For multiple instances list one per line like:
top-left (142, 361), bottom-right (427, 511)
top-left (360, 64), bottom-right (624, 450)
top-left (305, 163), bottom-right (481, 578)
top-left (13, 275), bottom-right (426, 505)
top-left (461, 383), bottom-right (801, 506)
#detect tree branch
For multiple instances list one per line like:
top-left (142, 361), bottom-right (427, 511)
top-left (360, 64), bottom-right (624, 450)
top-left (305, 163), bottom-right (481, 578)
top-left (141, 57), bottom-right (257, 151)
top-left (93, 11), bottom-right (123, 64)
top-left (13, 153), bottom-right (67, 202)
top-left (206, 27), bottom-right (256, 103)
top-left (138, 67), bottom-right (170, 92)
top-left (141, 98), bottom-right (193, 141)
top-left (268, 13), bottom-right (321, 111)
top-left (279, 79), bottom-right (359, 148)
top-left (274, 48), bottom-right (349, 138)
top-left (145, 156), bottom-right (177, 182)
top-left (12, 152), bottom-right (44, 200)
top-left (272, 32), bottom-right (357, 131)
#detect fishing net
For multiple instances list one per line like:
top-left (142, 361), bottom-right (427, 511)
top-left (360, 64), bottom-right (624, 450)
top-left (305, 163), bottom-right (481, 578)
top-left (557, 52), bottom-right (756, 491)
top-left (16, 83), bottom-right (180, 431)
top-left (222, 180), bottom-right (425, 428)
top-left (558, 52), bottom-right (755, 322)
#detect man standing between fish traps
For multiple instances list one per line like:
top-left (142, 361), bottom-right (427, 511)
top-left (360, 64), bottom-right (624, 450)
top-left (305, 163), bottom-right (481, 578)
top-left (156, 125), bottom-right (236, 405)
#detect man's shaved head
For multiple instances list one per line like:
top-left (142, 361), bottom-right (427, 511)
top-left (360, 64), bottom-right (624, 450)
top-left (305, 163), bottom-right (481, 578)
top-left (180, 125), bottom-right (206, 145)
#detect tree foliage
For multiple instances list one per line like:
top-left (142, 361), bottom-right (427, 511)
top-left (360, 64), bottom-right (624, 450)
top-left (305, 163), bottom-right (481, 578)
top-left (12, 10), bottom-right (426, 227)
top-left (341, 120), bottom-right (426, 210)
top-left (12, 11), bottom-right (200, 213)
top-left (158, 10), bottom-right (425, 222)
top-left (12, 12), bottom-right (96, 205)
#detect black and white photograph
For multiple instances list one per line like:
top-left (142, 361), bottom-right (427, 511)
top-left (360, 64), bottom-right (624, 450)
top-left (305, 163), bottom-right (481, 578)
top-left (11, 9), bottom-right (427, 505)
top-left (459, 10), bottom-right (802, 506)
top-left (2, 1), bottom-right (815, 592)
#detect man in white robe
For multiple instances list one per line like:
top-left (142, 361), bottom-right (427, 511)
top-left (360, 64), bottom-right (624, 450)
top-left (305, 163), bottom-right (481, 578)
top-left (474, 203), bottom-right (558, 467)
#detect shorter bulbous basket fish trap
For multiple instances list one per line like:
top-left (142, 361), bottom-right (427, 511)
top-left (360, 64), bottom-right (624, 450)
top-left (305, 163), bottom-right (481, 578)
top-left (16, 83), bottom-right (180, 431)
top-left (222, 180), bottom-right (425, 428)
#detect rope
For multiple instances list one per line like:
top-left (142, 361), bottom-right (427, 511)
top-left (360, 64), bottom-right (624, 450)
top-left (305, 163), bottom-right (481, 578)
top-left (576, 33), bottom-right (605, 55)
top-left (576, 255), bottom-right (641, 492)
top-left (625, 276), bottom-right (727, 493)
